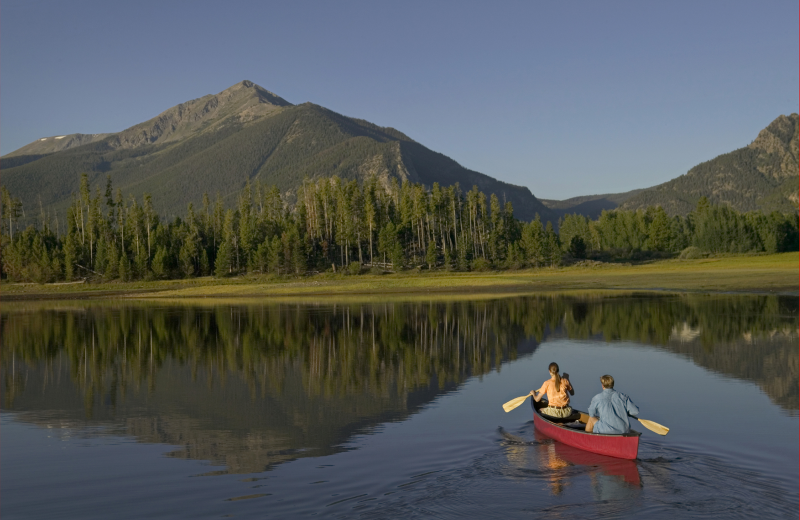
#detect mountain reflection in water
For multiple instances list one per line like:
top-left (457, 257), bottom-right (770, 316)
top-left (2, 294), bottom-right (797, 476)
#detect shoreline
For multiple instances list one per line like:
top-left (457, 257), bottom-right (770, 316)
top-left (2, 253), bottom-right (797, 302)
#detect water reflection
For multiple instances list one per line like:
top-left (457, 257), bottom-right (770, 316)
top-left (500, 426), bottom-right (644, 518)
top-left (3, 300), bottom-right (544, 412)
top-left (501, 427), bottom-right (643, 490)
top-left (1, 294), bottom-right (797, 475)
top-left (540, 430), bottom-right (641, 489)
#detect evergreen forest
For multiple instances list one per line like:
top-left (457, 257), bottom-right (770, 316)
top-left (1, 174), bottom-right (797, 283)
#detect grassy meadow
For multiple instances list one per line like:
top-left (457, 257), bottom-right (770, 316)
top-left (2, 252), bottom-right (796, 301)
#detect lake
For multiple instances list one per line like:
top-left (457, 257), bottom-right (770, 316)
top-left (2, 293), bottom-right (797, 519)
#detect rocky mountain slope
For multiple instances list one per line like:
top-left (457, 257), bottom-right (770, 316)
top-left (618, 114), bottom-right (799, 215)
top-left (543, 114), bottom-right (798, 218)
top-left (1, 81), bottom-right (554, 223)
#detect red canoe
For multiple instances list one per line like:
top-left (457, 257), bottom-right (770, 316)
top-left (532, 401), bottom-right (641, 460)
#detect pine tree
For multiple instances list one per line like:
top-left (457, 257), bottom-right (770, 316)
top-left (545, 222), bottom-right (561, 267)
top-left (568, 236), bottom-right (587, 259)
top-left (1, 186), bottom-right (23, 241)
top-left (387, 223), bottom-right (404, 271)
top-left (178, 239), bottom-right (197, 278)
top-left (215, 241), bottom-right (233, 277)
top-left (143, 194), bottom-right (156, 263)
top-left (521, 218), bottom-right (544, 267)
top-left (179, 238), bottom-right (196, 278)
top-left (135, 246), bottom-right (149, 280)
top-left (268, 235), bottom-right (282, 274)
top-left (364, 179), bottom-right (377, 265)
top-left (118, 252), bottom-right (131, 282)
top-left (50, 251), bottom-right (63, 281)
top-left (94, 235), bottom-right (109, 276)
top-left (199, 249), bottom-right (211, 276)
top-left (151, 246), bottom-right (169, 279)
top-left (378, 222), bottom-right (395, 268)
top-left (647, 207), bottom-right (671, 251)
top-left (426, 239), bottom-right (437, 269)
top-left (488, 193), bottom-right (503, 264)
top-left (443, 247), bottom-right (453, 271)
top-left (255, 239), bottom-right (270, 274)
top-left (64, 234), bottom-right (78, 280)
top-left (222, 209), bottom-right (239, 272)
top-left (238, 184), bottom-right (256, 267)
top-left (291, 226), bottom-right (306, 274)
top-left (105, 241), bottom-right (119, 280)
top-left (457, 232), bottom-right (470, 271)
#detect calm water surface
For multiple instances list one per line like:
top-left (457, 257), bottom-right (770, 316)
top-left (2, 294), bottom-right (797, 519)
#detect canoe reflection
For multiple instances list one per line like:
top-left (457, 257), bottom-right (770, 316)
top-left (534, 430), bottom-right (641, 498)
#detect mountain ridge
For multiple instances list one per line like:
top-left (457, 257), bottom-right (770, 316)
top-left (2, 81), bottom-right (555, 223)
top-left (617, 113), bottom-right (799, 215)
top-left (4, 83), bottom-right (796, 223)
top-left (544, 114), bottom-right (799, 217)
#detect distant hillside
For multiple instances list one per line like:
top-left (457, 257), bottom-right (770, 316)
top-left (541, 189), bottom-right (644, 219)
top-left (619, 114), bottom-right (799, 215)
top-left (1, 81), bottom-right (554, 223)
top-left (542, 114), bottom-right (798, 219)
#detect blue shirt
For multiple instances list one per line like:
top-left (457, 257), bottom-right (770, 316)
top-left (588, 388), bottom-right (639, 434)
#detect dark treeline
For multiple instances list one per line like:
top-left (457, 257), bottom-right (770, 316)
top-left (3, 295), bottom-right (797, 413)
top-left (559, 197), bottom-right (798, 259)
top-left (1, 174), bottom-right (797, 282)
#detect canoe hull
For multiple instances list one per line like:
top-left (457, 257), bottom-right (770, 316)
top-left (533, 403), bottom-right (640, 460)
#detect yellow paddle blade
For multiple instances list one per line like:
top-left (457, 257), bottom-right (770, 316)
top-left (502, 394), bottom-right (530, 412)
top-left (634, 417), bottom-right (669, 436)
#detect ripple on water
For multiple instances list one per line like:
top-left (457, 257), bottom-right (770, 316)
top-left (311, 430), bottom-right (797, 520)
top-left (225, 493), bottom-right (270, 502)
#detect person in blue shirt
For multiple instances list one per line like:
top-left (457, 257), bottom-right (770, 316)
top-left (585, 375), bottom-right (639, 434)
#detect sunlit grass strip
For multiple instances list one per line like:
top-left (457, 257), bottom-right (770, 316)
top-left (1, 289), bottom-right (675, 312)
top-left (1, 252), bottom-right (796, 301)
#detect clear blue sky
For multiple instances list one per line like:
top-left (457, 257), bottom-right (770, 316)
top-left (2, 1), bottom-right (797, 200)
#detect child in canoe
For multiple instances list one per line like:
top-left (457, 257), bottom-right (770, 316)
top-left (530, 362), bottom-right (574, 418)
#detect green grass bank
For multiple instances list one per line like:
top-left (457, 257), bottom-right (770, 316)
top-left (2, 253), bottom-right (797, 301)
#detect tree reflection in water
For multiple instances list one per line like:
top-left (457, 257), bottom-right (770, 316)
top-left (1, 294), bottom-right (797, 474)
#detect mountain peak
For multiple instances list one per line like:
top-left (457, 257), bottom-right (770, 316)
top-left (3, 81), bottom-right (295, 157)
top-left (748, 113), bottom-right (799, 159)
top-left (102, 81), bottom-right (294, 149)
top-left (1, 82), bottom-right (555, 223)
top-left (220, 80), bottom-right (292, 108)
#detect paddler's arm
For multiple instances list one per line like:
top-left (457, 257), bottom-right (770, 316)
top-left (529, 386), bottom-right (545, 402)
top-left (563, 374), bottom-right (574, 396)
top-left (624, 394), bottom-right (639, 417)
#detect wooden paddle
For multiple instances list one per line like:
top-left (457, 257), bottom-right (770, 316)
top-left (582, 412), bottom-right (668, 435)
top-left (502, 394), bottom-right (531, 412)
top-left (631, 416), bottom-right (669, 436)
